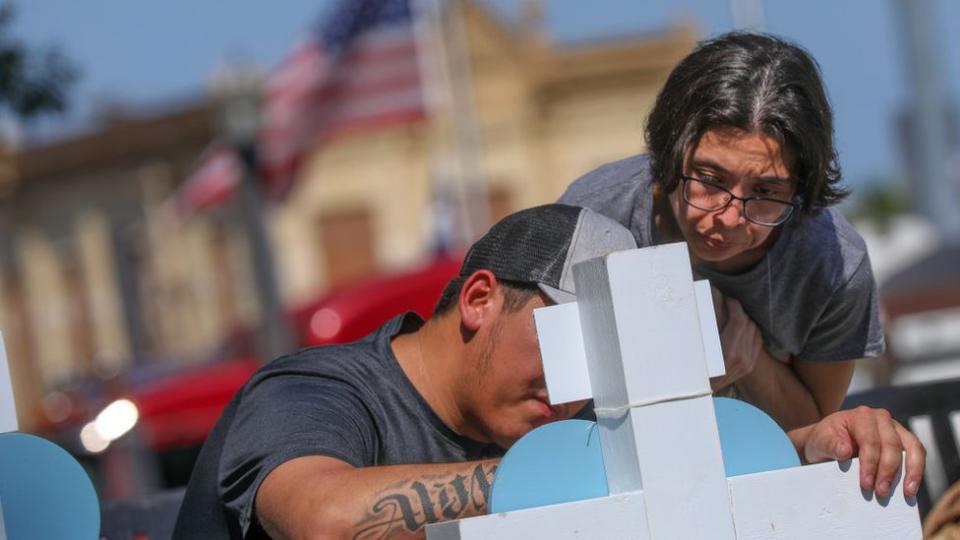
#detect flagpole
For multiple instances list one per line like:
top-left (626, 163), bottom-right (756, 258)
top-left (413, 0), bottom-right (462, 251)
top-left (416, 0), bottom-right (490, 247)
top-left (446, 0), bottom-right (491, 241)
top-left (214, 66), bottom-right (293, 362)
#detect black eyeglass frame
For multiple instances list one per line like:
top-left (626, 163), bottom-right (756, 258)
top-left (678, 175), bottom-right (799, 227)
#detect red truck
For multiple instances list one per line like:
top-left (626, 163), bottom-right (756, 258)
top-left (46, 255), bottom-right (462, 498)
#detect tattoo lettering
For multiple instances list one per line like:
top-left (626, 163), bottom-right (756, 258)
top-left (469, 462), bottom-right (495, 508)
top-left (437, 475), bottom-right (469, 519)
top-left (370, 493), bottom-right (422, 532)
top-left (352, 463), bottom-right (497, 539)
top-left (411, 481), bottom-right (438, 523)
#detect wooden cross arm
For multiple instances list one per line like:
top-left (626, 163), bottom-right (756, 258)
top-left (426, 458), bottom-right (921, 540)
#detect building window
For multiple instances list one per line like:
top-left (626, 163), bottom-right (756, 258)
top-left (317, 208), bottom-right (377, 289)
top-left (488, 185), bottom-right (513, 224)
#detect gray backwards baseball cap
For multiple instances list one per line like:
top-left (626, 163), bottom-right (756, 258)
top-left (457, 204), bottom-right (637, 303)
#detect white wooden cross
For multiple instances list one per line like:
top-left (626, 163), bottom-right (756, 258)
top-left (1, 332), bottom-right (16, 540)
top-left (0, 333), bottom-right (16, 435)
top-left (428, 243), bottom-right (922, 539)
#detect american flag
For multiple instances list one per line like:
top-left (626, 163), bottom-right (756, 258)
top-left (175, 141), bottom-right (245, 217)
top-left (178, 0), bottom-right (425, 213)
top-left (260, 0), bottom-right (425, 199)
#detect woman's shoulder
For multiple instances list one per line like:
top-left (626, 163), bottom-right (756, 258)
top-left (561, 154), bottom-right (652, 198)
top-left (786, 208), bottom-right (873, 290)
top-left (558, 155), bottom-right (655, 238)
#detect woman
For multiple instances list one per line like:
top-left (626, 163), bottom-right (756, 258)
top-left (560, 32), bottom-right (883, 430)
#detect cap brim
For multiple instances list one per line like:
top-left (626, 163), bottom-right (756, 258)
top-left (538, 283), bottom-right (577, 304)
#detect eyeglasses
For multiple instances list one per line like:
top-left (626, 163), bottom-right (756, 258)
top-left (679, 175), bottom-right (798, 227)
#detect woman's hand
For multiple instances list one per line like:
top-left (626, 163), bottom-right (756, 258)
top-left (707, 290), bottom-right (844, 431)
top-left (794, 406), bottom-right (926, 498)
top-left (711, 296), bottom-right (762, 391)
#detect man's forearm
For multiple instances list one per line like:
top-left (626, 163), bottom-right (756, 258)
top-left (348, 460), bottom-right (499, 539)
top-left (734, 349), bottom-right (820, 431)
top-left (258, 457), bottom-right (500, 540)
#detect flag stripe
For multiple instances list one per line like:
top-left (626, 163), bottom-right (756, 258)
top-left (261, 87), bottom-right (423, 166)
top-left (264, 69), bottom-right (422, 127)
top-left (265, 24), bottom-right (418, 103)
top-left (266, 83), bottom-right (423, 136)
top-left (266, 53), bottom-right (421, 109)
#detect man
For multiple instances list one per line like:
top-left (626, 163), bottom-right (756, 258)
top-left (174, 204), bottom-right (924, 539)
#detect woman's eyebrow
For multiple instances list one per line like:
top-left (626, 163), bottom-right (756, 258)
top-left (690, 158), bottom-right (792, 184)
top-left (689, 158), bottom-right (729, 174)
top-left (755, 176), bottom-right (793, 186)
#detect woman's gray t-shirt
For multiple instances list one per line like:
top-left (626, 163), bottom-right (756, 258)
top-left (558, 154), bottom-right (885, 362)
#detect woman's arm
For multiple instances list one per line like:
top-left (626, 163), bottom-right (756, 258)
top-left (733, 351), bottom-right (854, 430)
top-left (710, 296), bottom-right (855, 430)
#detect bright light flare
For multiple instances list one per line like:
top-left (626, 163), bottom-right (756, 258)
top-left (95, 398), bottom-right (139, 442)
top-left (79, 422), bottom-right (109, 454)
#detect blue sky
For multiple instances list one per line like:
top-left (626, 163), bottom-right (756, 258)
top-left (8, 0), bottom-right (960, 198)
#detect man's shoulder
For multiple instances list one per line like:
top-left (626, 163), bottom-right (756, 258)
top-left (250, 339), bottom-right (390, 392)
top-left (254, 314), bottom-right (408, 384)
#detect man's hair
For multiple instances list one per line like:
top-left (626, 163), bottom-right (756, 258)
top-left (645, 32), bottom-right (848, 217)
top-left (433, 276), bottom-right (540, 317)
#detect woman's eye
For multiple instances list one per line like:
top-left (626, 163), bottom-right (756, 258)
top-left (699, 175), bottom-right (722, 185)
top-left (755, 187), bottom-right (786, 199)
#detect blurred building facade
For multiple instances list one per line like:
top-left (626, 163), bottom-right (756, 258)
top-left (0, 4), bottom-right (696, 430)
top-left (0, 104), bottom-right (237, 429)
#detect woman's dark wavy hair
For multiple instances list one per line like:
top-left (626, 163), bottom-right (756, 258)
top-left (645, 32), bottom-right (848, 217)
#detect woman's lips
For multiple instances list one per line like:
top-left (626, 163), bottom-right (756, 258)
top-left (704, 236), bottom-right (723, 248)
top-left (700, 234), bottom-right (733, 251)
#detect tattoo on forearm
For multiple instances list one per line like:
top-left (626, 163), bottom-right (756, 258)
top-left (351, 462), bottom-right (497, 539)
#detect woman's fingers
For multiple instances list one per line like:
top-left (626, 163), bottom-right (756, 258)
top-left (869, 410), bottom-right (906, 497)
top-left (847, 407), bottom-right (883, 493)
top-left (848, 407), bottom-right (924, 498)
top-left (800, 407), bottom-right (926, 498)
top-left (894, 421), bottom-right (926, 498)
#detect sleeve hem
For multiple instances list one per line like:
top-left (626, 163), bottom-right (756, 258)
top-left (794, 344), bottom-right (884, 363)
top-left (238, 447), bottom-right (366, 538)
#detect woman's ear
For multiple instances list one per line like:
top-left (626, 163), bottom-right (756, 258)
top-left (458, 270), bottom-right (500, 332)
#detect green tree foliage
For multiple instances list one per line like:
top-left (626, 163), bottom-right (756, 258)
top-left (847, 182), bottom-right (910, 232)
top-left (0, 4), bottom-right (77, 120)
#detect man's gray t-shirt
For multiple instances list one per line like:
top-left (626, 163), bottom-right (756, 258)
top-left (173, 313), bottom-right (502, 539)
top-left (559, 154), bottom-right (884, 362)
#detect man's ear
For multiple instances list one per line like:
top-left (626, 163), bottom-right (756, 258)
top-left (458, 270), bottom-right (501, 332)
